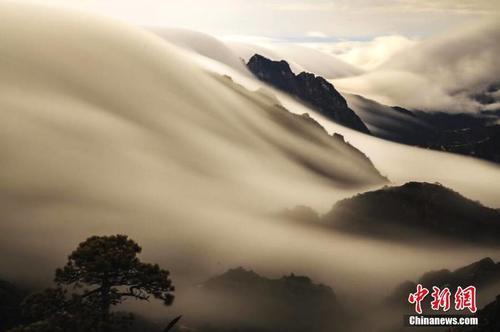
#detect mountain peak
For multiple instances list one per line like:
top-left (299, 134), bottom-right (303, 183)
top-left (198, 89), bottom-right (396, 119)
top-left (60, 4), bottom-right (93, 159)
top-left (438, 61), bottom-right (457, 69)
top-left (247, 54), bottom-right (370, 134)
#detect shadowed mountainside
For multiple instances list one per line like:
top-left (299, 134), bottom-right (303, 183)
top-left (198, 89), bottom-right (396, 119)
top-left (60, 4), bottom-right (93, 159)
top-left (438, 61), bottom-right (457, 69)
top-left (247, 54), bottom-right (370, 134)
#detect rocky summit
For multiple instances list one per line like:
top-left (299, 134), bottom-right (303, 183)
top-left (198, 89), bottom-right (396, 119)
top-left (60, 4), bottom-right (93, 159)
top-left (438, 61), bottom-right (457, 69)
top-left (247, 54), bottom-right (370, 134)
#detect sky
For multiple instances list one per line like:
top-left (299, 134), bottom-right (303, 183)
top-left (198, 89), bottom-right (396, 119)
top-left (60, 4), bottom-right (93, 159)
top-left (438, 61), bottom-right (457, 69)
top-left (25, 0), bottom-right (500, 40)
top-left (20, 0), bottom-right (500, 112)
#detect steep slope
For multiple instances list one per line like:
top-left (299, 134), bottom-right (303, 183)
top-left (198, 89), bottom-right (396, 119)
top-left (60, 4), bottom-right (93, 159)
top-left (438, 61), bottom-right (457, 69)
top-left (323, 182), bottom-right (500, 243)
top-left (247, 54), bottom-right (370, 134)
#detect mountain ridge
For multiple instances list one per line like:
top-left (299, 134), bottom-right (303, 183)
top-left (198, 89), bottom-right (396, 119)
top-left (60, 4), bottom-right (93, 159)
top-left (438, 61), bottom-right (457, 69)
top-left (247, 54), bottom-right (371, 134)
top-left (324, 182), bottom-right (500, 243)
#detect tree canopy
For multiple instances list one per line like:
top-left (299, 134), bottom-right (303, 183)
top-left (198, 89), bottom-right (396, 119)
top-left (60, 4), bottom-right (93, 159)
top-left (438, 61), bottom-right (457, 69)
top-left (9, 235), bottom-right (176, 332)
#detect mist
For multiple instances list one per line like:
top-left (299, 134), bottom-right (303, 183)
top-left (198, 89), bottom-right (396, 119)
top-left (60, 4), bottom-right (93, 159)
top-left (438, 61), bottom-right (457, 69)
top-left (218, 18), bottom-right (500, 112)
top-left (1, 2), bottom-right (500, 331)
top-left (332, 20), bottom-right (500, 111)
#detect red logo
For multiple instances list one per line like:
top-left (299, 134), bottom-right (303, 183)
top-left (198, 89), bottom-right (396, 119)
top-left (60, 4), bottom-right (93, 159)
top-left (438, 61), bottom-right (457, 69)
top-left (408, 285), bottom-right (477, 313)
top-left (430, 286), bottom-right (451, 311)
top-left (454, 286), bottom-right (477, 313)
top-left (408, 284), bottom-right (429, 314)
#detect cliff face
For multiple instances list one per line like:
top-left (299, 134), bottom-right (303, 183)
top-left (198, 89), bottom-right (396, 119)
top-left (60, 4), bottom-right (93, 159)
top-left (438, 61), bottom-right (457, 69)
top-left (247, 54), bottom-right (370, 134)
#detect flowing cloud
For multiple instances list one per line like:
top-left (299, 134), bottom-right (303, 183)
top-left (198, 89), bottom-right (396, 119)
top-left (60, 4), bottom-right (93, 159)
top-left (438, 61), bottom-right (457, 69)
top-left (331, 20), bottom-right (500, 112)
top-left (333, 71), bottom-right (479, 112)
top-left (320, 35), bottom-right (418, 70)
top-left (2, 4), bottom-right (500, 327)
top-left (25, 0), bottom-right (500, 38)
top-left (380, 20), bottom-right (500, 95)
top-left (305, 31), bottom-right (329, 38)
top-left (270, 0), bottom-right (499, 15)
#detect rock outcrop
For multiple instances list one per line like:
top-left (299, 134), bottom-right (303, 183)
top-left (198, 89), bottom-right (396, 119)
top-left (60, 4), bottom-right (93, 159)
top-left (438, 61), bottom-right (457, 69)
top-left (247, 54), bottom-right (370, 134)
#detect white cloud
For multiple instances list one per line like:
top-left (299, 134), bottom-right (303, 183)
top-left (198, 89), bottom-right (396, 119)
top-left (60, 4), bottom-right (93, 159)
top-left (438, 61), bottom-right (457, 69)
top-left (331, 20), bottom-right (500, 112)
top-left (380, 20), bottom-right (500, 94)
top-left (333, 70), bottom-right (480, 112)
top-left (21, 0), bottom-right (500, 38)
top-left (305, 31), bottom-right (329, 38)
top-left (325, 35), bottom-right (418, 70)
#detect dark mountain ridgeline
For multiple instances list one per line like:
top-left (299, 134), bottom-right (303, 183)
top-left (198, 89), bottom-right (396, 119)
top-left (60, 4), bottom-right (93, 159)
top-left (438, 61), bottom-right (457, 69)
top-left (323, 182), bottom-right (500, 244)
top-left (247, 54), bottom-right (371, 134)
top-left (344, 93), bottom-right (435, 146)
top-left (193, 267), bottom-right (350, 332)
top-left (411, 111), bottom-right (500, 163)
top-left (278, 182), bottom-right (500, 245)
top-left (344, 91), bottom-right (500, 164)
top-left (389, 257), bottom-right (500, 308)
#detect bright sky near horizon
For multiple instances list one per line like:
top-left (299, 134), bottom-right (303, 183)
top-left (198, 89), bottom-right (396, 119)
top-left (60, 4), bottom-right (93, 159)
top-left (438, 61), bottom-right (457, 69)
top-left (22, 0), bottom-right (500, 40)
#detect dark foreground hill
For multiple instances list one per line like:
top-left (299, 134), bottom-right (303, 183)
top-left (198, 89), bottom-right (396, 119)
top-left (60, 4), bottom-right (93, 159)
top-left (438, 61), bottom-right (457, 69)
top-left (323, 182), bottom-right (500, 244)
top-left (191, 267), bottom-right (350, 332)
top-left (0, 280), bottom-right (26, 331)
top-left (454, 295), bottom-right (500, 332)
top-left (247, 54), bottom-right (370, 134)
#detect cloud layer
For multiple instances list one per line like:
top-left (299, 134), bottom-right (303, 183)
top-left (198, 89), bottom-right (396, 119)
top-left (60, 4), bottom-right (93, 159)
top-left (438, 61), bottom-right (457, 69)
top-left (27, 0), bottom-right (500, 38)
top-left (331, 20), bottom-right (500, 111)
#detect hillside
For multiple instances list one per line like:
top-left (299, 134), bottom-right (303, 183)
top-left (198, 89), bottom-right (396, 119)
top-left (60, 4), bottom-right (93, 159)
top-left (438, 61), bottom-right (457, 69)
top-left (324, 182), bottom-right (500, 243)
